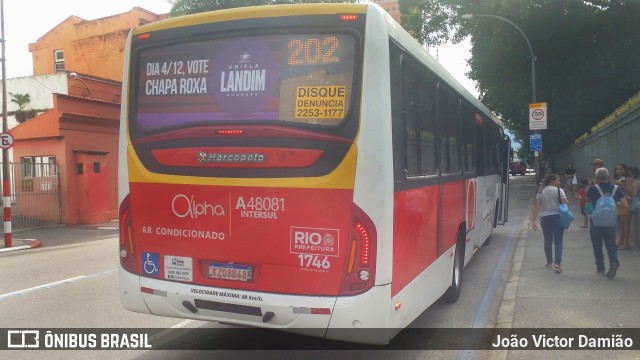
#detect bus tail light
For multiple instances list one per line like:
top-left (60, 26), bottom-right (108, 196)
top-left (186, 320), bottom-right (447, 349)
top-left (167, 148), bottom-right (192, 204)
top-left (339, 14), bottom-right (359, 21)
top-left (215, 129), bottom-right (245, 135)
top-left (119, 194), bottom-right (138, 273)
top-left (339, 204), bottom-right (377, 295)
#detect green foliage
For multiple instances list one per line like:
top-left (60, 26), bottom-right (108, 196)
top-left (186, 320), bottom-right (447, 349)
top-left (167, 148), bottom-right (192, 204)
top-left (9, 92), bottom-right (31, 110)
top-left (169, 0), bottom-right (355, 17)
top-left (402, 0), bottom-right (640, 157)
top-left (9, 92), bottom-right (36, 123)
top-left (399, 0), bottom-right (465, 47)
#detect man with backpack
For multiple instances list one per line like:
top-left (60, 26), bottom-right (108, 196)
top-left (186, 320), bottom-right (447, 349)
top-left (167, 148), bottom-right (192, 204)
top-left (587, 167), bottom-right (628, 278)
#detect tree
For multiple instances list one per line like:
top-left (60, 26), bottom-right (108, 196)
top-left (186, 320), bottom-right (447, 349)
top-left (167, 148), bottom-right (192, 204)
top-left (400, 0), bottom-right (640, 157)
top-left (9, 92), bottom-right (35, 123)
top-left (399, 0), bottom-right (464, 47)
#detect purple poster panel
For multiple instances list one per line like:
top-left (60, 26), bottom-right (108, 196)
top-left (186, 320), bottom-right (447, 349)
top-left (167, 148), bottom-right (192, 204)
top-left (210, 38), bottom-right (280, 118)
top-left (136, 37), bottom-right (280, 130)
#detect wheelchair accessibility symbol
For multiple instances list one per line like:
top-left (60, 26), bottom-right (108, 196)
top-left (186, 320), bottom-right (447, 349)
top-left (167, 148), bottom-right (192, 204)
top-left (142, 252), bottom-right (160, 276)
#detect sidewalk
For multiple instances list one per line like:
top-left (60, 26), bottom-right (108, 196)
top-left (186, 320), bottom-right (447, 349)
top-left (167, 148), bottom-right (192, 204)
top-left (494, 190), bottom-right (640, 359)
top-left (0, 221), bottom-right (118, 253)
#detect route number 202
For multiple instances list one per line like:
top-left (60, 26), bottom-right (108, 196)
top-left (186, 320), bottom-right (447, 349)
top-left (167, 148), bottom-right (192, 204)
top-left (297, 254), bottom-right (330, 269)
top-left (287, 36), bottom-right (341, 66)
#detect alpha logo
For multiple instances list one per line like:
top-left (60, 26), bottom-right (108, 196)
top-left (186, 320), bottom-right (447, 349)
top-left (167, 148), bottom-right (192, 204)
top-left (290, 226), bottom-right (340, 257)
top-left (171, 193), bottom-right (225, 219)
top-left (196, 151), bottom-right (265, 165)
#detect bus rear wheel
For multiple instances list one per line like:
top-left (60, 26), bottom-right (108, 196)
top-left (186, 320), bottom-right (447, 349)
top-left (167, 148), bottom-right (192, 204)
top-left (441, 234), bottom-right (464, 303)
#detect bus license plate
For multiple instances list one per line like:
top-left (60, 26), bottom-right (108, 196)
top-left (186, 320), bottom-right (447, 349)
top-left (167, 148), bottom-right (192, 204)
top-left (208, 262), bottom-right (252, 282)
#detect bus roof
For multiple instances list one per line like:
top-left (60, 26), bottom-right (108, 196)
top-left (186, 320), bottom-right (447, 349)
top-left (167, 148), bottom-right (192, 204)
top-left (133, 3), bottom-right (368, 35)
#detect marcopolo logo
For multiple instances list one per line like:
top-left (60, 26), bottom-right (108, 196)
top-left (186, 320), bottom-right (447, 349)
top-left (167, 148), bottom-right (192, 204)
top-left (290, 226), bottom-right (339, 257)
top-left (171, 194), bottom-right (226, 219)
top-left (196, 151), bottom-right (266, 165)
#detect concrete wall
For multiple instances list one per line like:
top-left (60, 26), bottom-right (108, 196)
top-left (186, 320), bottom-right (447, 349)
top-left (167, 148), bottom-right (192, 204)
top-left (552, 92), bottom-right (640, 247)
top-left (552, 94), bottom-right (640, 181)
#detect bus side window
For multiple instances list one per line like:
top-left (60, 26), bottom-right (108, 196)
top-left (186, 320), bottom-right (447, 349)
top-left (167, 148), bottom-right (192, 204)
top-left (438, 86), bottom-right (460, 174)
top-left (402, 60), bottom-right (420, 177)
top-left (401, 57), bottom-right (438, 178)
top-left (418, 70), bottom-right (437, 176)
top-left (483, 120), bottom-right (500, 175)
top-left (461, 104), bottom-right (476, 173)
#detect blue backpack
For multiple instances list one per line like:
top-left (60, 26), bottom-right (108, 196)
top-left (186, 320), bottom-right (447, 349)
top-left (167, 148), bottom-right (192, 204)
top-left (591, 184), bottom-right (618, 227)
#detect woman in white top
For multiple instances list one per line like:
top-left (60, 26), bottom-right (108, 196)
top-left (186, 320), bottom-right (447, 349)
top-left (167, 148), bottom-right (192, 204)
top-left (531, 173), bottom-right (570, 273)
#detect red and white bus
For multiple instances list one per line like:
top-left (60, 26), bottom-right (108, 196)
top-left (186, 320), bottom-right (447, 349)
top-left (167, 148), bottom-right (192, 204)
top-left (118, 3), bottom-right (510, 344)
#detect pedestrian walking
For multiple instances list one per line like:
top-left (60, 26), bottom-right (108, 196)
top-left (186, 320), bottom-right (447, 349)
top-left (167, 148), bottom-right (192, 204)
top-left (587, 167), bottom-right (628, 278)
top-left (531, 173), bottom-right (569, 273)
top-left (577, 178), bottom-right (589, 228)
top-left (588, 158), bottom-right (605, 186)
top-left (564, 162), bottom-right (577, 199)
top-left (614, 163), bottom-right (632, 250)
top-left (623, 166), bottom-right (640, 247)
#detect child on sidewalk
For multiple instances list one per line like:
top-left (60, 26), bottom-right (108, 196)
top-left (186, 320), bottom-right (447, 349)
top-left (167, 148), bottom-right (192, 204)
top-left (577, 178), bottom-right (589, 228)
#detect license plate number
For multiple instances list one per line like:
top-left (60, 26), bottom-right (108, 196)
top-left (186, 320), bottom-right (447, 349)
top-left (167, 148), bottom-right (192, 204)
top-left (208, 262), bottom-right (252, 282)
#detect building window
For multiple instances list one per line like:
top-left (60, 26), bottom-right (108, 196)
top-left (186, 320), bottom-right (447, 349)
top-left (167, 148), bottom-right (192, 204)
top-left (77, 163), bottom-right (84, 175)
top-left (21, 156), bottom-right (57, 177)
top-left (93, 162), bottom-right (101, 174)
top-left (20, 156), bottom-right (57, 192)
top-left (54, 50), bottom-right (65, 72)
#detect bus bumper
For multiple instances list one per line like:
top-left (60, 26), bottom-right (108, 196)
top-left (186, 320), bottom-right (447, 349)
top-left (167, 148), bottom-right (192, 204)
top-left (120, 266), bottom-right (392, 343)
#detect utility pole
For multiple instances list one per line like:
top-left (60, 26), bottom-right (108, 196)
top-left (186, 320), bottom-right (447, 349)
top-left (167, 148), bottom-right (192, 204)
top-left (1, 0), bottom-right (11, 248)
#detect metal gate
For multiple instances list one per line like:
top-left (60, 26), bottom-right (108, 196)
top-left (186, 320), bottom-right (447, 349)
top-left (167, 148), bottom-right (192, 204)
top-left (1, 162), bottom-right (62, 229)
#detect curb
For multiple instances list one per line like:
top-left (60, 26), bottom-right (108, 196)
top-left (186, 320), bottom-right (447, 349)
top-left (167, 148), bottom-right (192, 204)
top-left (488, 193), bottom-right (535, 360)
top-left (71, 222), bottom-right (119, 230)
top-left (0, 239), bottom-right (42, 253)
top-left (72, 226), bottom-right (119, 230)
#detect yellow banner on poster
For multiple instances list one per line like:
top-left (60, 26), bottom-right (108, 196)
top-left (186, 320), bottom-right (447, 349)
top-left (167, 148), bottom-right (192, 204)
top-left (295, 86), bottom-right (346, 119)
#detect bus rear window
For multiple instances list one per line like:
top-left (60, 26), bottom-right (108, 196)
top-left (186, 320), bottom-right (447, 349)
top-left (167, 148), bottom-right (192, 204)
top-left (135, 33), bottom-right (356, 131)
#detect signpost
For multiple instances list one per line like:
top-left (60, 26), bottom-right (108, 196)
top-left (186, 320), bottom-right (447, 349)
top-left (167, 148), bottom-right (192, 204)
top-left (529, 102), bottom-right (547, 182)
top-left (530, 133), bottom-right (542, 152)
top-left (0, 132), bottom-right (13, 149)
top-left (529, 102), bottom-right (548, 131)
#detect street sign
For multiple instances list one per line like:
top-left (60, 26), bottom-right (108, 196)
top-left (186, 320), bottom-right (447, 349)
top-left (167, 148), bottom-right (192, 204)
top-left (0, 133), bottom-right (14, 149)
top-left (530, 133), bottom-right (542, 152)
top-left (529, 102), bottom-right (548, 130)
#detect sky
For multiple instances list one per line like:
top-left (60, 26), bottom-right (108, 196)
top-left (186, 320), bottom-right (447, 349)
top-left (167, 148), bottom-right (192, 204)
top-left (3, 0), bottom-right (173, 79)
top-left (428, 39), bottom-right (478, 97)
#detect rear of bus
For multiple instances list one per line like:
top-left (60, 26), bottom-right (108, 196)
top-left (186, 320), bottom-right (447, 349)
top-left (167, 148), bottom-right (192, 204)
top-left (118, 4), bottom-right (391, 344)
